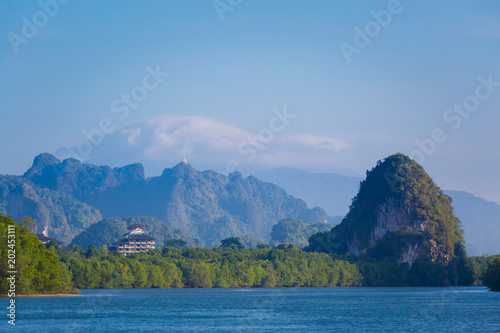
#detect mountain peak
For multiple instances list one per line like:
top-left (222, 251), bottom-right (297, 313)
top-left (160, 159), bottom-right (196, 178)
top-left (307, 153), bottom-right (464, 267)
top-left (23, 153), bottom-right (61, 178)
top-left (173, 159), bottom-right (194, 170)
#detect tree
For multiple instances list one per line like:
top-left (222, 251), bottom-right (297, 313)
top-left (149, 265), bottom-right (166, 288)
top-left (100, 245), bottom-right (109, 256)
top-left (184, 262), bottom-right (213, 288)
top-left (164, 239), bottom-right (187, 249)
top-left (18, 216), bottom-right (38, 233)
top-left (86, 244), bottom-right (100, 258)
top-left (485, 258), bottom-right (500, 292)
top-left (220, 237), bottom-right (243, 249)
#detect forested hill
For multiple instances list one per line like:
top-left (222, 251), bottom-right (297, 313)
top-left (2, 153), bottom-right (327, 246)
top-left (308, 153), bottom-right (465, 267)
top-left (270, 218), bottom-right (333, 248)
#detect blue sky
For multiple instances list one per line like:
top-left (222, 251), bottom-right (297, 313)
top-left (1, 0), bottom-right (499, 203)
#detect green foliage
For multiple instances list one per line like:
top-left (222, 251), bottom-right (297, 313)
top-left (0, 213), bottom-right (78, 295)
top-left (164, 239), bottom-right (187, 249)
top-left (85, 244), bottom-right (101, 258)
top-left (220, 237), bottom-right (243, 249)
top-left (448, 243), bottom-right (474, 286)
top-left (71, 217), bottom-right (128, 249)
top-left (469, 254), bottom-right (500, 285)
top-left (407, 260), bottom-right (449, 286)
top-left (270, 218), bottom-right (332, 248)
top-left (484, 257), bottom-right (500, 291)
top-left (355, 259), bottom-right (406, 286)
top-left (18, 216), bottom-right (38, 232)
top-left (183, 262), bottom-right (213, 288)
top-left (63, 246), bottom-right (361, 289)
top-left (237, 235), bottom-right (266, 249)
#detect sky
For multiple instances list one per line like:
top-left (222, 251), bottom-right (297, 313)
top-left (1, 0), bottom-right (499, 203)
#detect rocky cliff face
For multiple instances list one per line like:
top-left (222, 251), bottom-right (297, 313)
top-left (307, 153), bottom-right (464, 268)
top-left (372, 197), bottom-right (411, 243)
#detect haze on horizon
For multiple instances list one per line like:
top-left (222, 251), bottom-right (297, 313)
top-left (1, 1), bottom-right (499, 203)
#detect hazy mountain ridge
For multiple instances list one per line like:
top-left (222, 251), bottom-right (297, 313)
top-left (4, 153), bottom-right (327, 246)
top-left (254, 167), bottom-right (362, 217)
top-left (445, 190), bottom-right (500, 256)
top-left (0, 174), bottom-right (102, 244)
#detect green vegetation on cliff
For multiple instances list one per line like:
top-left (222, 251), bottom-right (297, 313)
top-left (308, 154), bottom-right (464, 260)
top-left (306, 153), bottom-right (472, 286)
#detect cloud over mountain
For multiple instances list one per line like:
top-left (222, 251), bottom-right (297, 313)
top-left (59, 115), bottom-right (350, 176)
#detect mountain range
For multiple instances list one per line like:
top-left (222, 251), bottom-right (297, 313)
top-left (1, 153), bottom-right (498, 255)
top-left (0, 153), bottom-right (326, 246)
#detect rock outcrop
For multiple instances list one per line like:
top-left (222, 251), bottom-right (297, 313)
top-left (306, 153), bottom-right (465, 268)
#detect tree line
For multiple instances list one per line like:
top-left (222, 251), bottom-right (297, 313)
top-left (1, 212), bottom-right (498, 294)
top-left (60, 243), bottom-right (361, 289)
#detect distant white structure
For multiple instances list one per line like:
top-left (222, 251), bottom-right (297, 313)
top-left (35, 234), bottom-right (63, 246)
top-left (109, 224), bottom-right (155, 255)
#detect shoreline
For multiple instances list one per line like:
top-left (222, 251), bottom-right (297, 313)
top-left (1, 285), bottom-right (486, 297)
top-left (0, 294), bottom-right (82, 298)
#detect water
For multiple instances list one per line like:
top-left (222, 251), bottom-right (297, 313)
top-left (2, 286), bottom-right (499, 332)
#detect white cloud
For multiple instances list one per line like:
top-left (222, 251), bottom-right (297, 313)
top-left (121, 127), bottom-right (141, 146)
top-left (83, 115), bottom-right (351, 176)
top-left (279, 133), bottom-right (348, 152)
top-left (124, 116), bottom-right (249, 158)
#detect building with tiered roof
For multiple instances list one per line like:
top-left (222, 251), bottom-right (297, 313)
top-left (35, 234), bottom-right (63, 246)
top-left (109, 224), bottom-right (156, 255)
